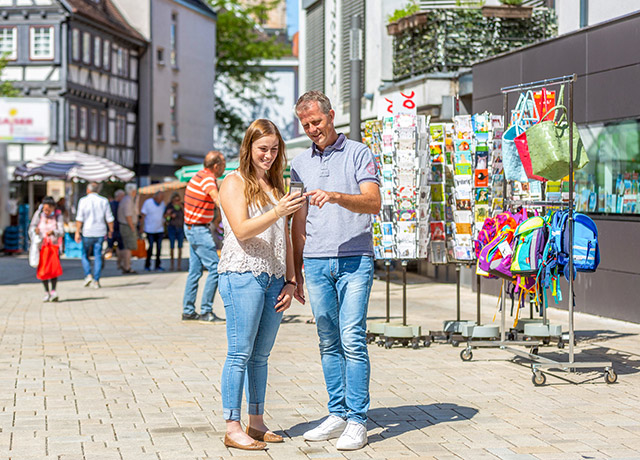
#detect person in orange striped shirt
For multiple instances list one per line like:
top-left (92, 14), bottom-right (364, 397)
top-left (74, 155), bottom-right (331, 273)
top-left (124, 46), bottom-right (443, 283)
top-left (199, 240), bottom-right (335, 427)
top-left (182, 150), bottom-right (226, 322)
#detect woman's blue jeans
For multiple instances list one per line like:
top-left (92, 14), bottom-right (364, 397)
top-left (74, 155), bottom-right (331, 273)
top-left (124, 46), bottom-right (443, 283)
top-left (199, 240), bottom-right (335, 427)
top-left (220, 271), bottom-right (284, 421)
top-left (303, 256), bottom-right (374, 425)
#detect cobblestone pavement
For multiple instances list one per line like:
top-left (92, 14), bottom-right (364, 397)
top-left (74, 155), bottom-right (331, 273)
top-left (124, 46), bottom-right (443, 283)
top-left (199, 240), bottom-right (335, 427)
top-left (1, 253), bottom-right (640, 460)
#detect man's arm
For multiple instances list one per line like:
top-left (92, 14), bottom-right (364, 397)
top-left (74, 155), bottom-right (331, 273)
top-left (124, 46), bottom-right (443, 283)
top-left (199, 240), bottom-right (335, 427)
top-left (208, 185), bottom-right (220, 205)
top-left (291, 203), bottom-right (308, 304)
top-left (74, 220), bottom-right (83, 243)
top-left (306, 182), bottom-right (381, 214)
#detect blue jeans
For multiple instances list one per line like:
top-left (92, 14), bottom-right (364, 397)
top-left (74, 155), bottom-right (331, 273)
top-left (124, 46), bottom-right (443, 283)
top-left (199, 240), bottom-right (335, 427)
top-left (303, 256), bottom-right (374, 425)
top-left (81, 236), bottom-right (105, 281)
top-left (145, 232), bottom-right (164, 269)
top-left (167, 225), bottom-right (184, 249)
top-left (183, 225), bottom-right (219, 315)
top-left (220, 272), bottom-right (284, 421)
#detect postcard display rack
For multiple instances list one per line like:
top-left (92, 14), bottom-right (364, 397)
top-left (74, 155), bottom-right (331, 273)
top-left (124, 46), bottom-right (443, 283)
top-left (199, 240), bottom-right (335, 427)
top-left (460, 74), bottom-right (616, 386)
top-left (366, 112), bottom-right (431, 349)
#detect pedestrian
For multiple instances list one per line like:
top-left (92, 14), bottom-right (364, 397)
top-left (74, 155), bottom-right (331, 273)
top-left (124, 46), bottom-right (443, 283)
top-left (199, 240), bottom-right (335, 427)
top-left (29, 196), bottom-right (64, 301)
top-left (182, 150), bottom-right (226, 322)
top-left (218, 119), bottom-right (305, 450)
top-left (290, 91), bottom-right (381, 451)
top-left (106, 189), bottom-right (125, 262)
top-left (117, 184), bottom-right (139, 274)
top-left (165, 191), bottom-right (185, 271)
top-left (74, 182), bottom-right (115, 289)
top-left (140, 191), bottom-right (166, 272)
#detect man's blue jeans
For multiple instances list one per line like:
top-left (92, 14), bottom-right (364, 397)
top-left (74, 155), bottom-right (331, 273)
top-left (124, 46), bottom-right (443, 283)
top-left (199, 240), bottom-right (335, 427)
top-left (303, 255), bottom-right (374, 425)
top-left (81, 236), bottom-right (105, 281)
top-left (219, 272), bottom-right (284, 421)
top-left (183, 225), bottom-right (219, 315)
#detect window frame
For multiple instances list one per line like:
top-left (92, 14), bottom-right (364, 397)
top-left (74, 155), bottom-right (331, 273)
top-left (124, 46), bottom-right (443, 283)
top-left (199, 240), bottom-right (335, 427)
top-left (90, 108), bottom-right (98, 142)
top-left (99, 110), bottom-right (107, 144)
top-left (103, 39), bottom-right (111, 71)
top-left (0, 26), bottom-right (18, 61)
top-left (71, 28), bottom-right (80, 62)
top-left (82, 31), bottom-right (91, 65)
top-left (29, 25), bottom-right (55, 61)
top-left (79, 106), bottom-right (88, 140)
top-left (93, 36), bottom-right (102, 68)
top-left (69, 104), bottom-right (78, 139)
top-left (170, 12), bottom-right (178, 68)
top-left (170, 83), bottom-right (178, 141)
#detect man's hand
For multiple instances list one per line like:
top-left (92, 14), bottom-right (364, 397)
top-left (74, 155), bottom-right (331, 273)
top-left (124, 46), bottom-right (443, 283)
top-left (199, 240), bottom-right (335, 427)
top-left (294, 276), bottom-right (305, 304)
top-left (74, 231), bottom-right (81, 244)
top-left (306, 189), bottom-right (335, 209)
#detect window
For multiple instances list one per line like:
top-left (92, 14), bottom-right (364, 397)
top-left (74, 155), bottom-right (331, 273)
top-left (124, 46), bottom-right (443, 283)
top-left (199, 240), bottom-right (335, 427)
top-left (93, 36), bottom-right (101, 68)
top-left (71, 28), bottom-right (80, 61)
top-left (103, 39), bottom-right (110, 70)
top-left (170, 84), bottom-right (178, 140)
top-left (116, 114), bottom-right (126, 146)
top-left (0, 27), bottom-right (17, 61)
top-left (90, 109), bottom-right (98, 142)
top-left (157, 47), bottom-right (165, 65)
top-left (79, 107), bottom-right (88, 139)
top-left (130, 56), bottom-right (138, 80)
top-left (305, 2), bottom-right (325, 92)
top-left (156, 123), bottom-right (164, 139)
top-left (122, 48), bottom-right (129, 77)
top-left (99, 110), bottom-right (107, 143)
top-left (341, 0), bottom-right (365, 109)
top-left (170, 12), bottom-right (177, 68)
top-left (69, 104), bottom-right (78, 139)
top-left (82, 32), bottom-right (91, 64)
top-left (30, 26), bottom-right (55, 60)
top-left (575, 119), bottom-right (640, 215)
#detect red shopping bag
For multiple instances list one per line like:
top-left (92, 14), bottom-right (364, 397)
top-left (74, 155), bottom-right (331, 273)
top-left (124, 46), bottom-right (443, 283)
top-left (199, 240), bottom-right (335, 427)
top-left (37, 240), bottom-right (63, 280)
top-left (131, 238), bottom-right (147, 259)
top-left (514, 130), bottom-right (547, 182)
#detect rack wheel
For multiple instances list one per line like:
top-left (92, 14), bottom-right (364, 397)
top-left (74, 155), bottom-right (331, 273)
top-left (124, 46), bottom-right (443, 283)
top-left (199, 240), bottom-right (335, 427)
top-left (385, 338), bottom-right (393, 349)
top-left (542, 337), bottom-right (550, 345)
top-left (530, 346), bottom-right (539, 356)
top-left (411, 338), bottom-right (420, 350)
top-left (507, 331), bottom-right (516, 341)
top-left (423, 339), bottom-right (431, 348)
top-left (605, 369), bottom-right (618, 384)
top-left (451, 340), bottom-right (459, 347)
top-left (532, 371), bottom-right (546, 386)
top-left (557, 340), bottom-right (565, 349)
top-left (460, 348), bottom-right (473, 361)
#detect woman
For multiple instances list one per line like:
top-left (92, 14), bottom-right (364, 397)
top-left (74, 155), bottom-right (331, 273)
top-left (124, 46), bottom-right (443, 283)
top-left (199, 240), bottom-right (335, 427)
top-left (164, 191), bottom-right (185, 271)
top-left (218, 119), bottom-right (306, 450)
top-left (29, 196), bottom-right (64, 302)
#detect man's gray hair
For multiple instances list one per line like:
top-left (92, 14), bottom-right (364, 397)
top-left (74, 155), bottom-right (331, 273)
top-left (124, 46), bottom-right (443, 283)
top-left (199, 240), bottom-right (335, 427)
top-left (125, 183), bottom-right (137, 194)
top-left (114, 189), bottom-right (125, 199)
top-left (87, 182), bottom-right (100, 193)
top-left (295, 91), bottom-right (332, 116)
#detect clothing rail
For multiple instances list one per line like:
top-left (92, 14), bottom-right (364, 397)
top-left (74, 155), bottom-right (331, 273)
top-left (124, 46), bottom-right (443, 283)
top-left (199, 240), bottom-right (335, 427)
top-left (505, 200), bottom-right (570, 208)
top-left (500, 74), bottom-right (577, 94)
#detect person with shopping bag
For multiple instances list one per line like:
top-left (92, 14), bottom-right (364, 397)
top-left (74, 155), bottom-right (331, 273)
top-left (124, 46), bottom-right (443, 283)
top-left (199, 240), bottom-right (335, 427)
top-left (29, 196), bottom-right (64, 302)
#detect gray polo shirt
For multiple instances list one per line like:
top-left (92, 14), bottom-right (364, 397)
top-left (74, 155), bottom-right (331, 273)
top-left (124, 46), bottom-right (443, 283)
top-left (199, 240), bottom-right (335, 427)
top-left (291, 134), bottom-right (380, 258)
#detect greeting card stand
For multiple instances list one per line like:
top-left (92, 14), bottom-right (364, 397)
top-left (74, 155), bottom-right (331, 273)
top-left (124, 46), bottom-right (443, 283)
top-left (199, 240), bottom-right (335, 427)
top-left (459, 74), bottom-right (616, 386)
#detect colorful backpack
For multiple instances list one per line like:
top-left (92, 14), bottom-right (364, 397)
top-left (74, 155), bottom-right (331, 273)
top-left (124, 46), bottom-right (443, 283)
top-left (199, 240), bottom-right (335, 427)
top-left (477, 212), bottom-right (519, 279)
top-left (510, 216), bottom-right (548, 275)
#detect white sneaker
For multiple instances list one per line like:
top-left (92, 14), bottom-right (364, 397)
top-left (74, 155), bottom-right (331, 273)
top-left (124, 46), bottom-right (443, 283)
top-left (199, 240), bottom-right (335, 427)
top-left (49, 291), bottom-right (59, 302)
top-left (303, 415), bottom-right (347, 441)
top-left (91, 280), bottom-right (101, 289)
top-left (336, 421), bottom-right (367, 451)
top-left (83, 275), bottom-right (93, 287)
top-left (42, 293), bottom-right (51, 302)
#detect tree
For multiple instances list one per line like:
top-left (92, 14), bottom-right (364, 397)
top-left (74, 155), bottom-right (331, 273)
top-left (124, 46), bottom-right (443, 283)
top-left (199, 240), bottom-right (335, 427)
top-left (208, 0), bottom-right (289, 153)
top-left (0, 55), bottom-right (19, 97)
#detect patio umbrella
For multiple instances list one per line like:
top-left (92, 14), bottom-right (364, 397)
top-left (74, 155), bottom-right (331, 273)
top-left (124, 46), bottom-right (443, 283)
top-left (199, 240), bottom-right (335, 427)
top-left (174, 160), bottom-right (290, 182)
top-left (13, 150), bottom-right (135, 182)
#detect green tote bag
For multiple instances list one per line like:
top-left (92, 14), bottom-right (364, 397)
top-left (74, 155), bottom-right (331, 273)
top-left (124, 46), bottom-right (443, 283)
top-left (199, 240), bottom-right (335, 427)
top-left (525, 104), bottom-right (589, 181)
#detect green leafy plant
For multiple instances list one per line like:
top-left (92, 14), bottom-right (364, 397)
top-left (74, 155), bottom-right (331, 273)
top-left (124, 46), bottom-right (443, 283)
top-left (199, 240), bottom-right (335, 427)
top-left (387, 0), bottom-right (420, 24)
top-left (0, 54), bottom-right (19, 97)
top-left (500, 0), bottom-right (525, 5)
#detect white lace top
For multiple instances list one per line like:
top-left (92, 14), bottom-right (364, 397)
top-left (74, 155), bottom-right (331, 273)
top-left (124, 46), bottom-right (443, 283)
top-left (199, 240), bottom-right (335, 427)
top-left (217, 172), bottom-right (287, 278)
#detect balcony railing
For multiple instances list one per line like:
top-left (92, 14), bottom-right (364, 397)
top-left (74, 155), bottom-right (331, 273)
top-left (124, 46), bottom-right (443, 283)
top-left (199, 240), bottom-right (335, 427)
top-left (391, 7), bottom-right (557, 82)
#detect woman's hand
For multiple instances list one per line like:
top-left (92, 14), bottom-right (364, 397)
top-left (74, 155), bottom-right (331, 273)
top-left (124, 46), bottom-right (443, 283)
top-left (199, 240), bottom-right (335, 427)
top-left (274, 193), bottom-right (306, 218)
top-left (34, 228), bottom-right (40, 235)
top-left (275, 283), bottom-right (296, 313)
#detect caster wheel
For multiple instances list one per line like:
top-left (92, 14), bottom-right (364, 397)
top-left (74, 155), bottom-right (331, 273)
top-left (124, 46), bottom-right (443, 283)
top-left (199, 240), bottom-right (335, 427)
top-left (423, 340), bottom-right (431, 348)
top-left (385, 339), bottom-right (393, 349)
top-left (451, 340), bottom-right (459, 348)
top-left (530, 347), bottom-right (539, 356)
top-left (507, 332), bottom-right (515, 341)
top-left (542, 337), bottom-right (550, 345)
top-left (532, 371), bottom-right (546, 386)
top-left (605, 370), bottom-right (618, 384)
top-left (412, 340), bottom-right (420, 350)
top-left (557, 340), bottom-right (565, 349)
top-left (460, 349), bottom-right (473, 361)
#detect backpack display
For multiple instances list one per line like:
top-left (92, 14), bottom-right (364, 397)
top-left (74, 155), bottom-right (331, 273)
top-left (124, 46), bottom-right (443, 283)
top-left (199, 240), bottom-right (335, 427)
top-left (510, 216), bottom-right (548, 275)
top-left (476, 212), bottom-right (520, 279)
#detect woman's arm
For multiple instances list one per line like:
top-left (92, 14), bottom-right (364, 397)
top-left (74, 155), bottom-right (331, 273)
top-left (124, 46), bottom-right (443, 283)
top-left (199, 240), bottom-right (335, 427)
top-left (53, 214), bottom-right (65, 238)
top-left (219, 174), bottom-right (305, 242)
top-left (28, 208), bottom-right (41, 235)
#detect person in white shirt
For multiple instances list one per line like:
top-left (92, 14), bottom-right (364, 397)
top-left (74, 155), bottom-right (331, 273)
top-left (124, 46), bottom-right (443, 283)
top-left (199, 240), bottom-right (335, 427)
top-left (140, 191), bottom-right (166, 271)
top-left (75, 182), bottom-right (114, 289)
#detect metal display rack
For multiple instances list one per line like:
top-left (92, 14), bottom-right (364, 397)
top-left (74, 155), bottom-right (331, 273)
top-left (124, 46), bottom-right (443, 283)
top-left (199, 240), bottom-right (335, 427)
top-left (460, 74), bottom-right (617, 385)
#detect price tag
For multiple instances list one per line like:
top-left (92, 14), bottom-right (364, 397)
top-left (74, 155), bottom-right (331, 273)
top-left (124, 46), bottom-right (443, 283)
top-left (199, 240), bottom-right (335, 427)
top-left (498, 240), bottom-right (513, 256)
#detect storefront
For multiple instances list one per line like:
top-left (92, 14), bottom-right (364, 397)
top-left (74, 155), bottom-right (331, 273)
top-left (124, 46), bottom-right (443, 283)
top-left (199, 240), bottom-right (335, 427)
top-left (472, 11), bottom-right (640, 323)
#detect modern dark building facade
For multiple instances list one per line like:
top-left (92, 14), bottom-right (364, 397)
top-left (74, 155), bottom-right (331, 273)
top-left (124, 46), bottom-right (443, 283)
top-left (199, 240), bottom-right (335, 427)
top-left (472, 11), bottom-right (640, 323)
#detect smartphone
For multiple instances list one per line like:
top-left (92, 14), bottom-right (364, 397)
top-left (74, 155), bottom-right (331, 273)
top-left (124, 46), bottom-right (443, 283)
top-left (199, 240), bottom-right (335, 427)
top-left (289, 181), bottom-right (304, 197)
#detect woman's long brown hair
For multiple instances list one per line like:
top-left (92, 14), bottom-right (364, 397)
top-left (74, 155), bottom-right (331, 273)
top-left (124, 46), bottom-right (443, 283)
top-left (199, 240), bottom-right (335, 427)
top-left (238, 119), bottom-right (286, 208)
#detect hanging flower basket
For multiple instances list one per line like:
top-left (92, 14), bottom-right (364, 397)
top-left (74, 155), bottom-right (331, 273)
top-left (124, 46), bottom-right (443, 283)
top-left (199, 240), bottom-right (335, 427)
top-left (481, 5), bottom-right (533, 18)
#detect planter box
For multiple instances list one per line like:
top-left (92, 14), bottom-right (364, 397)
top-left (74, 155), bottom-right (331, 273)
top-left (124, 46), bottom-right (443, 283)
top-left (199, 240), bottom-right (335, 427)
top-left (387, 12), bottom-right (428, 36)
top-left (409, 12), bottom-right (428, 28)
top-left (386, 21), bottom-right (399, 36)
top-left (397, 17), bottom-right (410, 33)
top-left (481, 5), bottom-right (533, 18)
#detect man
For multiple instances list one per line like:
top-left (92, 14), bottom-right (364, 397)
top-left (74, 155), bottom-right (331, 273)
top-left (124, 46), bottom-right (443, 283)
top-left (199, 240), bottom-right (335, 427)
top-left (117, 184), bottom-right (139, 274)
top-left (291, 91), bottom-right (380, 451)
top-left (140, 191), bottom-right (166, 272)
top-left (106, 189), bottom-right (125, 263)
top-left (75, 182), bottom-right (115, 289)
top-left (182, 150), bottom-right (226, 322)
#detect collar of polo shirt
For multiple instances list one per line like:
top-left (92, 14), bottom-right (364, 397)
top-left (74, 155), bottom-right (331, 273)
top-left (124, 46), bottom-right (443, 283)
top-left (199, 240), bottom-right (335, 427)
top-left (311, 133), bottom-right (347, 157)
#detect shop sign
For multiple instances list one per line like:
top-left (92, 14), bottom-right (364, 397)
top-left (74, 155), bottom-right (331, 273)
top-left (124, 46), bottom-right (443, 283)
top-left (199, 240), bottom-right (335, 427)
top-left (0, 98), bottom-right (51, 143)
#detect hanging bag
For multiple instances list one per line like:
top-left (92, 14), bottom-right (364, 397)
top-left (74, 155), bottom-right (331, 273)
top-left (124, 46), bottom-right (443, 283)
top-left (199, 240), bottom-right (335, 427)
top-left (37, 239), bottom-right (63, 280)
top-left (502, 92), bottom-right (535, 183)
top-left (525, 85), bottom-right (589, 181)
top-left (131, 238), bottom-right (147, 259)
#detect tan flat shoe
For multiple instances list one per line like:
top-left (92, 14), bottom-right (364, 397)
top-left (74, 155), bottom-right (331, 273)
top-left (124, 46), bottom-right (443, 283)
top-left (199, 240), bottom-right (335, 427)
top-left (223, 433), bottom-right (267, 450)
top-left (246, 425), bottom-right (284, 443)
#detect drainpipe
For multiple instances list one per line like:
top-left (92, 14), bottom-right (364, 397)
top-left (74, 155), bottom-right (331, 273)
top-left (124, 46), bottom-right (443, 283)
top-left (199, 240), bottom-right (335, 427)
top-left (580, 0), bottom-right (588, 28)
top-left (348, 13), bottom-right (362, 141)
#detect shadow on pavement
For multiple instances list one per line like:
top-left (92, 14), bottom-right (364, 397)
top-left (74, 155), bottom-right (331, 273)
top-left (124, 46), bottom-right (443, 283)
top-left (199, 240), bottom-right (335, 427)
top-left (286, 403), bottom-right (478, 442)
top-left (58, 296), bottom-right (108, 303)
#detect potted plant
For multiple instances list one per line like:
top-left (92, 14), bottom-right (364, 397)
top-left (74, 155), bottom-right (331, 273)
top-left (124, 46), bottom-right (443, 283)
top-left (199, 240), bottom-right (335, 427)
top-left (482, 0), bottom-right (533, 18)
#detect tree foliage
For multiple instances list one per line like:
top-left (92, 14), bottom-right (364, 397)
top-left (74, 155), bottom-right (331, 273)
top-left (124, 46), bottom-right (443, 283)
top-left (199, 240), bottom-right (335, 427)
top-left (0, 55), bottom-right (19, 97)
top-left (208, 0), bottom-right (289, 151)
